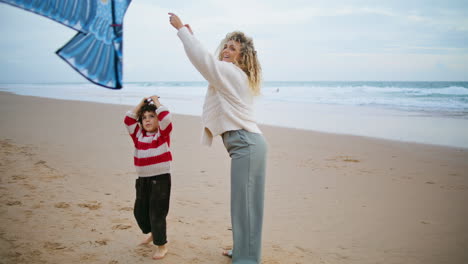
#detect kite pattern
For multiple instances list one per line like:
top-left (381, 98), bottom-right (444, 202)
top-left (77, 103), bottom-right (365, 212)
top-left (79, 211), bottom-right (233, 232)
top-left (1, 0), bottom-right (132, 89)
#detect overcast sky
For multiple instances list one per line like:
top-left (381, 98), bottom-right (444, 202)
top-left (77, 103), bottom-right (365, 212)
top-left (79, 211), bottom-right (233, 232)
top-left (1, 0), bottom-right (467, 83)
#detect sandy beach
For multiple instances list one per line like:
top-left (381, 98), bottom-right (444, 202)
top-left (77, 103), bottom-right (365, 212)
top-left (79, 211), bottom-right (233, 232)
top-left (1, 91), bottom-right (467, 264)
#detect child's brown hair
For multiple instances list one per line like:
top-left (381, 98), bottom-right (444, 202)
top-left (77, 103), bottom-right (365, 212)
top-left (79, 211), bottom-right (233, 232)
top-left (137, 102), bottom-right (157, 125)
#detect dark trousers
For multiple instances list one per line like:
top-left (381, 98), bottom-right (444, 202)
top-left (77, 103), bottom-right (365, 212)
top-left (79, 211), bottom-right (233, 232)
top-left (134, 173), bottom-right (171, 246)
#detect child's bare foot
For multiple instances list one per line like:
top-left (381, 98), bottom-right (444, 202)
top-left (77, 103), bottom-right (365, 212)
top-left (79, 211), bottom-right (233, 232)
top-left (139, 234), bottom-right (153, 245)
top-left (152, 244), bottom-right (168, 260)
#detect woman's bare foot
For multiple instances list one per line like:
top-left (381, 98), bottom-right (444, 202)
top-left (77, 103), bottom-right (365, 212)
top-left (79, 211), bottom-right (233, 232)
top-left (222, 249), bottom-right (232, 258)
top-left (152, 244), bottom-right (168, 260)
top-left (139, 234), bottom-right (153, 245)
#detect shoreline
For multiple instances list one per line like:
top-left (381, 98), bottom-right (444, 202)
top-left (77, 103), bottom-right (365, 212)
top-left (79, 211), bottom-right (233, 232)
top-left (1, 92), bottom-right (468, 263)
top-left (255, 99), bottom-right (468, 150)
top-left (1, 90), bottom-right (467, 150)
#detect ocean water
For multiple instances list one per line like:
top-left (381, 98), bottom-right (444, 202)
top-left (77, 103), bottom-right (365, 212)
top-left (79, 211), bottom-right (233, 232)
top-left (1, 81), bottom-right (468, 148)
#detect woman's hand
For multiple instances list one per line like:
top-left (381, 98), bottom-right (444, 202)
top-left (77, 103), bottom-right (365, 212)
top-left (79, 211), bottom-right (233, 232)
top-left (168, 13), bottom-right (183, 30)
top-left (168, 12), bottom-right (193, 34)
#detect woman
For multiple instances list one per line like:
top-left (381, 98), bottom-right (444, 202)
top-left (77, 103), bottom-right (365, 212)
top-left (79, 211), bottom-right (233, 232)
top-left (169, 13), bottom-right (268, 264)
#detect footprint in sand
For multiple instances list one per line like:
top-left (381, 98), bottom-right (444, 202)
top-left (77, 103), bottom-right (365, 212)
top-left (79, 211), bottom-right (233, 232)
top-left (54, 202), bottom-right (71, 209)
top-left (21, 183), bottom-right (37, 190)
top-left (32, 160), bottom-right (64, 180)
top-left (328, 156), bottom-right (361, 163)
top-left (340, 156), bottom-right (360, 163)
top-left (176, 218), bottom-right (189, 224)
top-left (80, 253), bottom-right (99, 261)
top-left (43, 241), bottom-right (67, 250)
top-left (134, 247), bottom-right (150, 257)
top-left (295, 246), bottom-right (309, 252)
top-left (35, 160), bottom-right (47, 166)
top-left (6, 200), bottom-right (22, 206)
top-left (94, 239), bottom-right (109, 246)
top-left (24, 210), bottom-right (34, 218)
top-left (11, 175), bottom-right (27, 181)
top-left (112, 224), bottom-right (132, 230)
top-left (78, 202), bottom-right (101, 210)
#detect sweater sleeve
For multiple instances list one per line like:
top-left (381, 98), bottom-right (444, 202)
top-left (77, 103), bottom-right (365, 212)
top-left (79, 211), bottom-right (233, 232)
top-left (156, 105), bottom-right (172, 139)
top-left (124, 111), bottom-right (141, 145)
top-left (177, 27), bottom-right (245, 90)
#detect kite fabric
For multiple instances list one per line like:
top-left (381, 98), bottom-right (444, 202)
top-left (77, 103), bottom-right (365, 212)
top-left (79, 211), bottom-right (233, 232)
top-left (1, 0), bottom-right (132, 89)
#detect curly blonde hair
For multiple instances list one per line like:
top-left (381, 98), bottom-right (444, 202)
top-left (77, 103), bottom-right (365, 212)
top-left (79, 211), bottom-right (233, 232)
top-left (216, 31), bottom-right (262, 96)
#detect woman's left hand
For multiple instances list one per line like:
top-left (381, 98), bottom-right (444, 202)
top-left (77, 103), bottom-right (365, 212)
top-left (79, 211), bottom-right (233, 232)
top-left (168, 13), bottom-right (194, 34)
top-left (168, 13), bottom-right (184, 30)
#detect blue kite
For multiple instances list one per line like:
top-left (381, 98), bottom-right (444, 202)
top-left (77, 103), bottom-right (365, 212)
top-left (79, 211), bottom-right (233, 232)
top-left (1, 0), bottom-right (132, 89)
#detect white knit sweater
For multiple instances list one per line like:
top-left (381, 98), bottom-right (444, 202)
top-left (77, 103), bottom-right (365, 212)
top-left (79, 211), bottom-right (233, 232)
top-left (177, 26), bottom-right (262, 146)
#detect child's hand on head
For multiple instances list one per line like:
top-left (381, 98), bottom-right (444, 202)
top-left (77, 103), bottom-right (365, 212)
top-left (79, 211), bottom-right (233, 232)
top-left (147, 95), bottom-right (162, 108)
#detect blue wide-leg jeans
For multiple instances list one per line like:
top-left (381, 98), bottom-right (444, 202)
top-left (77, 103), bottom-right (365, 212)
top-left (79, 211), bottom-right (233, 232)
top-left (222, 129), bottom-right (267, 264)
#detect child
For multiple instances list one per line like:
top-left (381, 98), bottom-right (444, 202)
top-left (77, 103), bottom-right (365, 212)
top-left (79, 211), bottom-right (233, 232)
top-left (123, 95), bottom-right (173, 260)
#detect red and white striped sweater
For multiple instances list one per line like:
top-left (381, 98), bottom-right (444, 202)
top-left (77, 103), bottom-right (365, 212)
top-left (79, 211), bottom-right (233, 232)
top-left (124, 106), bottom-right (173, 177)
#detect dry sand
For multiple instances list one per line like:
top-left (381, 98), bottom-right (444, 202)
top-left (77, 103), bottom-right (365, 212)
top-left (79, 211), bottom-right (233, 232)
top-left (1, 91), bottom-right (467, 264)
